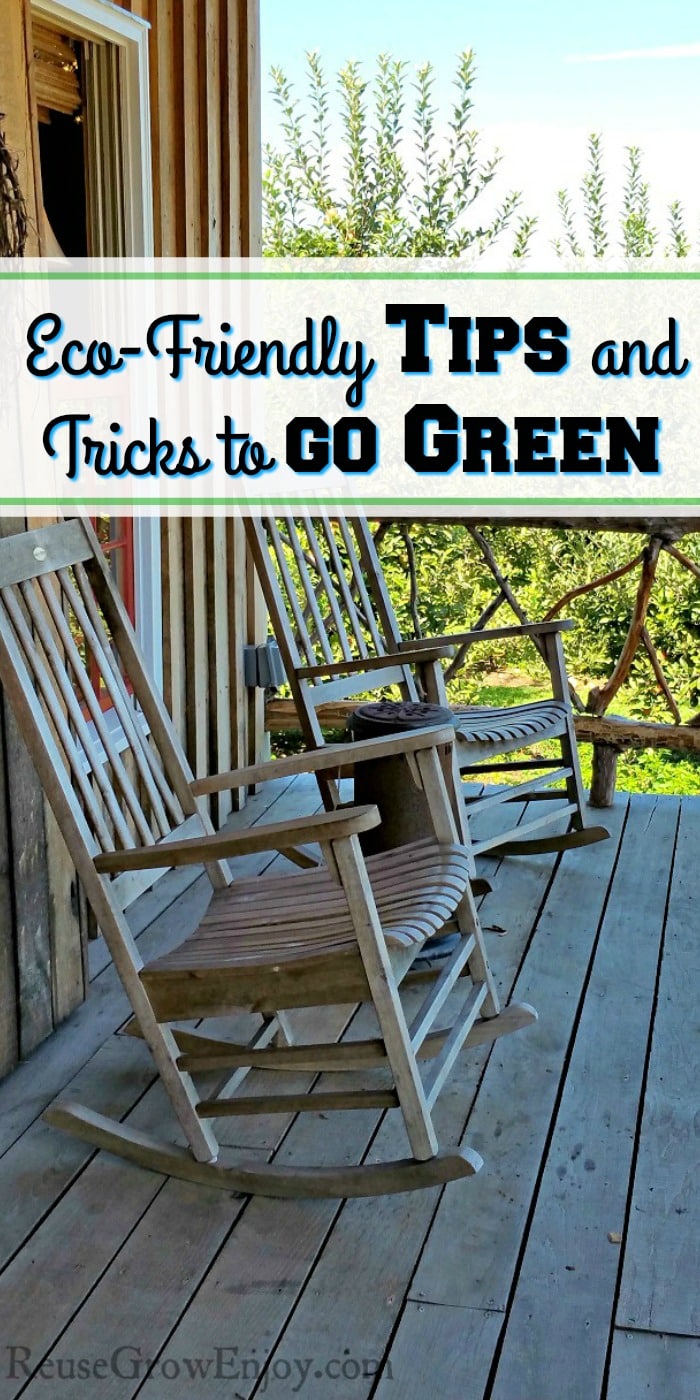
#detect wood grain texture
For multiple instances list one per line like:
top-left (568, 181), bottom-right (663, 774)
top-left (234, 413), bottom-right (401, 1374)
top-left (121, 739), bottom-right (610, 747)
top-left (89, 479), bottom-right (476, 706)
top-left (374, 1302), bottom-right (503, 1400)
top-left (183, 519), bottom-right (210, 778)
top-left (226, 518), bottom-right (250, 801)
top-left (0, 522), bottom-right (481, 1189)
top-left (576, 713), bottom-right (700, 753)
top-left (133, 1098), bottom-right (390, 1399)
top-left (46, 1100), bottom-right (480, 1198)
top-left (0, 776), bottom-right (315, 1157)
top-left (0, 875), bottom-right (206, 1159)
top-left (0, 525), bottom-right (51, 1057)
top-left (206, 517), bottom-right (233, 824)
top-left (490, 795), bottom-right (679, 1400)
top-left (246, 531), bottom-right (268, 766)
top-left (12, 778), bottom-right (509, 1388)
top-left (409, 799), bottom-right (628, 1310)
top-left (93, 804), bottom-right (380, 871)
top-left (1, 698), bottom-right (53, 1056)
top-left (24, 1019), bottom-right (348, 1398)
top-left (181, 0), bottom-right (204, 255)
top-left (161, 518), bottom-right (187, 740)
top-left (45, 804), bottom-right (85, 1026)
top-left (0, 519), bottom-right (90, 589)
top-left (0, 1149), bottom-right (165, 1400)
top-left (240, 805), bottom-right (563, 1400)
top-left (0, 0), bottom-right (42, 253)
top-left (192, 723), bottom-right (457, 794)
top-left (204, 0), bottom-right (223, 253)
top-left (22, 1179), bottom-right (240, 1400)
top-left (0, 717), bottom-right (18, 1077)
top-left (1, 783), bottom-right (698, 1398)
top-left (0, 4), bottom-right (263, 1045)
top-left (616, 796), bottom-right (700, 1337)
top-left (247, 514), bottom-right (597, 848)
top-left (130, 0), bottom-right (257, 256)
top-left (151, 0), bottom-right (186, 255)
top-left (607, 1330), bottom-right (700, 1400)
top-left (0, 1033), bottom-right (156, 1274)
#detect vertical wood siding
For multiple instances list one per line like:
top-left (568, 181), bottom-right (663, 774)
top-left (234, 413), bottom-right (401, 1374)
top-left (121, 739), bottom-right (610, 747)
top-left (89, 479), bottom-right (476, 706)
top-left (0, 0), bottom-right (263, 1070)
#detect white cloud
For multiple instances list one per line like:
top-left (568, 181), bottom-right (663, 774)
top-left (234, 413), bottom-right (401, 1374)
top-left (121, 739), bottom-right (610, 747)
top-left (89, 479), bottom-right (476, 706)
top-left (567, 43), bottom-right (700, 63)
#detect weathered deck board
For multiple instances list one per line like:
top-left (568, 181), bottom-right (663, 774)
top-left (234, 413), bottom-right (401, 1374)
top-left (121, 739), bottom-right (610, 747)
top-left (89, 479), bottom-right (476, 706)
top-left (407, 796), bottom-right (629, 1312)
top-left (374, 1301), bottom-right (502, 1400)
top-left (19, 1006), bottom-right (351, 1400)
top-left (607, 1330), bottom-right (700, 1399)
top-left (489, 794), bottom-right (680, 1400)
top-left (229, 1039), bottom-right (443, 1399)
top-left (130, 800), bottom-right (535, 1400)
top-left (17, 1178), bottom-right (243, 1400)
top-left (616, 795), bottom-right (700, 1338)
top-left (250, 807), bottom-right (573, 1399)
top-left (0, 782), bottom-right (697, 1400)
top-left (0, 1147), bottom-right (172, 1399)
top-left (136, 1102), bottom-right (382, 1400)
top-left (0, 877), bottom-right (211, 1159)
top-left (0, 780), bottom-right (327, 1278)
top-left (0, 1034), bottom-right (156, 1273)
top-left (0, 775), bottom-right (320, 1158)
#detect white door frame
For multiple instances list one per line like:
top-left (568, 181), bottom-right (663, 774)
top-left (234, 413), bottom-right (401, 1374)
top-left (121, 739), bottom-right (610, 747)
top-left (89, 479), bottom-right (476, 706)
top-left (31, 0), bottom-right (154, 258)
top-left (32, 0), bottom-right (162, 687)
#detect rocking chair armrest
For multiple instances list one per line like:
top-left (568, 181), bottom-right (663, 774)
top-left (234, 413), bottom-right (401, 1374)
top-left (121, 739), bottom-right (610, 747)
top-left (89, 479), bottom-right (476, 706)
top-left (403, 619), bottom-right (575, 649)
top-left (191, 723), bottom-right (457, 796)
top-left (93, 806), bottom-right (382, 875)
top-left (294, 645), bottom-right (455, 680)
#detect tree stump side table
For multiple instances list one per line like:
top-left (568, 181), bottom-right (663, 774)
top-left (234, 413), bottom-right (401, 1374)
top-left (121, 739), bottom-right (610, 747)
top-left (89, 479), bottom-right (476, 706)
top-left (348, 701), bottom-right (460, 962)
top-left (348, 700), bottom-right (455, 856)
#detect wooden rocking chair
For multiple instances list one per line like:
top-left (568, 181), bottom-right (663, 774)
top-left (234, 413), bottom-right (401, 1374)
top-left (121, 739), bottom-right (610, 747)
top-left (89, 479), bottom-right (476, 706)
top-left (245, 514), bottom-right (609, 859)
top-left (0, 519), bottom-right (536, 1199)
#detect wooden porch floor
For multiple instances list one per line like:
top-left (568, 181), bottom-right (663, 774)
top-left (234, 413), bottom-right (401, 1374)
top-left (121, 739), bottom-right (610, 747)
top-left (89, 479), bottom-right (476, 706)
top-left (0, 776), bottom-right (698, 1399)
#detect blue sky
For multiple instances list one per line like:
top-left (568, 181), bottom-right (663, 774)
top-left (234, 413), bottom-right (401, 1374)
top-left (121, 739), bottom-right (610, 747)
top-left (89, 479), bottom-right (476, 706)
top-left (261, 0), bottom-right (700, 254)
top-left (261, 0), bottom-right (700, 130)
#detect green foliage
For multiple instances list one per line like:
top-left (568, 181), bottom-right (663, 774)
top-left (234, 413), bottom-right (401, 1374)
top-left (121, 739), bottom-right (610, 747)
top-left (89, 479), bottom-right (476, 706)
top-left (377, 524), bottom-right (700, 794)
top-left (667, 200), bottom-right (692, 258)
top-left (554, 134), bottom-right (697, 259)
top-left (265, 53), bottom-right (697, 264)
top-left (268, 524), bottom-right (700, 793)
top-left (262, 51), bottom-right (700, 792)
top-left (621, 146), bottom-right (656, 257)
top-left (581, 133), bottom-right (608, 259)
top-left (263, 51), bottom-right (535, 258)
top-left (379, 524), bottom-right (700, 725)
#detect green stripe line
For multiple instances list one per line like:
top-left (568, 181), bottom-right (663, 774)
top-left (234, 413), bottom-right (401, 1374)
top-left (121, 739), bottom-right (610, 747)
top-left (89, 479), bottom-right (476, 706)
top-left (2, 498), bottom-right (699, 508)
top-left (3, 271), bottom-right (700, 281)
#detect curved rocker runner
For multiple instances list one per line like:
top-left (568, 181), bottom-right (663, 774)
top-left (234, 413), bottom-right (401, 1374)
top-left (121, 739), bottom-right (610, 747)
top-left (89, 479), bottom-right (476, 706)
top-left (0, 520), bottom-right (537, 1198)
top-left (245, 514), bottom-right (610, 860)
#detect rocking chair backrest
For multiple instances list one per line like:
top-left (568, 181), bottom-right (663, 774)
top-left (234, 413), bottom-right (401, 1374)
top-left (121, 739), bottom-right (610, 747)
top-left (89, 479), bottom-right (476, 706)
top-left (0, 519), bottom-right (228, 916)
top-left (245, 514), bottom-right (420, 747)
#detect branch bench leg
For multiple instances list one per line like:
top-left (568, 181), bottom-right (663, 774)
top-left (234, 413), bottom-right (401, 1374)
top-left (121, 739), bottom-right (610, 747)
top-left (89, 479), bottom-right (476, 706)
top-left (589, 742), bottom-right (620, 808)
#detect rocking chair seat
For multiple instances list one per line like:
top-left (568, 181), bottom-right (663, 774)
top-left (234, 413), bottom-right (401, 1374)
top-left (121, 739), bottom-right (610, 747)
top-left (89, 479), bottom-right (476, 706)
top-left (453, 699), bottom-right (569, 751)
top-left (0, 519), bottom-right (540, 1198)
top-left (141, 838), bottom-right (474, 1020)
top-left (244, 514), bottom-right (610, 858)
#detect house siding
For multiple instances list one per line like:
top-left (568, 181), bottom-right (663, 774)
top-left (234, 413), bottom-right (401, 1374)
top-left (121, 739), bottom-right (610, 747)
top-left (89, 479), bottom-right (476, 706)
top-left (0, 0), bottom-right (264, 1075)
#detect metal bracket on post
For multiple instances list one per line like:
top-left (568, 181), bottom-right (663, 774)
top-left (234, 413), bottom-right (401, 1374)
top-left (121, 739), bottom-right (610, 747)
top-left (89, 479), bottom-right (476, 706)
top-left (243, 639), bottom-right (286, 689)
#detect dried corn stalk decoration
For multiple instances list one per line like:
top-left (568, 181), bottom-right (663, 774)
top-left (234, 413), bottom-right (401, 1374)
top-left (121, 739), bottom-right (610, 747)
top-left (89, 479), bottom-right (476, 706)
top-left (0, 119), bottom-right (27, 257)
